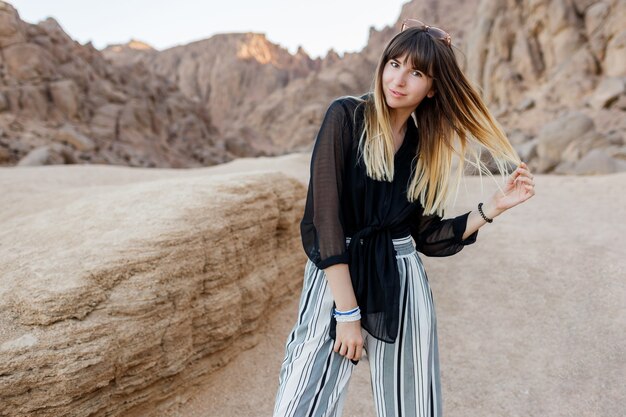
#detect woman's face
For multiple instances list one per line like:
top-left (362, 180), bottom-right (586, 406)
top-left (381, 53), bottom-right (435, 113)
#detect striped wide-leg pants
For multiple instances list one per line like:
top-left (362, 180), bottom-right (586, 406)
top-left (273, 235), bottom-right (442, 417)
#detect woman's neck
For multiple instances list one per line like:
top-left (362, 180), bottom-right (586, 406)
top-left (389, 109), bottom-right (413, 138)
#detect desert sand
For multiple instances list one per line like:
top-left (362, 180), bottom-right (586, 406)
top-left (1, 154), bottom-right (624, 416)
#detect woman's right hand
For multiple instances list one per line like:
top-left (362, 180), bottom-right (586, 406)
top-left (324, 263), bottom-right (363, 361)
top-left (333, 320), bottom-right (364, 361)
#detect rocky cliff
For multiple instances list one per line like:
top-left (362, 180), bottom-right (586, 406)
top-left (0, 2), bottom-right (231, 168)
top-left (98, 0), bottom-right (480, 156)
top-left (104, 33), bottom-right (320, 142)
top-left (0, 163), bottom-right (306, 416)
top-left (2, 0), bottom-right (625, 172)
top-left (465, 0), bottom-right (626, 174)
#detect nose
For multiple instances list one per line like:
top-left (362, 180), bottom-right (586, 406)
top-left (393, 70), bottom-right (406, 86)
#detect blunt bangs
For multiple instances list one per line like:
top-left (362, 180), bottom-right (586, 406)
top-left (384, 30), bottom-right (437, 78)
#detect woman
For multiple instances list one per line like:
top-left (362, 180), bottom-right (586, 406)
top-left (273, 19), bottom-right (535, 417)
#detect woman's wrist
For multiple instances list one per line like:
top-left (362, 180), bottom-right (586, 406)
top-left (334, 306), bottom-right (361, 322)
top-left (324, 263), bottom-right (358, 311)
top-left (481, 199), bottom-right (504, 220)
top-left (335, 301), bottom-right (358, 311)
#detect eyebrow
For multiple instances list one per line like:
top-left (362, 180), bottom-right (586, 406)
top-left (391, 58), bottom-right (420, 71)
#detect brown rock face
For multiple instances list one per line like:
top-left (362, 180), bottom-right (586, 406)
top-left (395, 0), bottom-right (480, 52)
top-left (103, 33), bottom-right (321, 136)
top-left (465, 0), bottom-right (625, 109)
top-left (223, 50), bottom-right (377, 155)
top-left (2, 0), bottom-right (625, 173)
top-left (0, 2), bottom-right (229, 168)
top-left (462, 0), bottom-right (626, 173)
top-left (0, 167), bottom-right (306, 416)
top-left (535, 112), bottom-right (607, 172)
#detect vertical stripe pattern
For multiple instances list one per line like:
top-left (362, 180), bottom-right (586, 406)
top-left (273, 236), bottom-right (442, 417)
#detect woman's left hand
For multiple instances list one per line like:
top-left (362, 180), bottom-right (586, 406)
top-left (491, 161), bottom-right (535, 213)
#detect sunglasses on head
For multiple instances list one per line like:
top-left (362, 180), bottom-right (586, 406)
top-left (400, 19), bottom-right (452, 47)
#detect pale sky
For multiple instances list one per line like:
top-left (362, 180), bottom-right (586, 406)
top-left (9, 0), bottom-right (408, 58)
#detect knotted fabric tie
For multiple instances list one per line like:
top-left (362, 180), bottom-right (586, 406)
top-left (329, 226), bottom-right (401, 343)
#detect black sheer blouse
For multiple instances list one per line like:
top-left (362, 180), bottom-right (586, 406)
top-left (300, 95), bottom-right (478, 343)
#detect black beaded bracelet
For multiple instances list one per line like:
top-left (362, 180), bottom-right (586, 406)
top-left (478, 202), bottom-right (493, 223)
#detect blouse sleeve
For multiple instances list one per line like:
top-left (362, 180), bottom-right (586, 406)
top-left (300, 99), bottom-right (351, 269)
top-left (409, 207), bottom-right (479, 257)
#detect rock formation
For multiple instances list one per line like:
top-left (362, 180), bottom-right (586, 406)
top-left (2, 0), bottom-right (625, 171)
top-left (464, 0), bottom-right (626, 173)
top-left (222, 49), bottom-right (376, 155)
top-left (149, 0), bottom-right (486, 156)
top-left (104, 33), bottom-right (321, 142)
top-left (0, 2), bottom-right (230, 168)
top-left (0, 164), bottom-right (306, 416)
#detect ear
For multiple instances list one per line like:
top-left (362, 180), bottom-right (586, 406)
top-left (427, 88), bottom-right (436, 98)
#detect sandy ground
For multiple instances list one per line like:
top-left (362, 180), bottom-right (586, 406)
top-left (2, 157), bottom-right (625, 416)
top-left (156, 162), bottom-right (625, 416)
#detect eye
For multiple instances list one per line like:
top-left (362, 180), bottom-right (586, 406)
top-left (411, 70), bottom-right (423, 77)
top-left (390, 61), bottom-right (399, 68)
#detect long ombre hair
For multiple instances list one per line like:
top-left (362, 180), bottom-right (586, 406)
top-left (358, 28), bottom-right (521, 216)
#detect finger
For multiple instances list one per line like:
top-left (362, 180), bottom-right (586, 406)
top-left (345, 344), bottom-right (355, 360)
top-left (514, 176), bottom-right (534, 186)
top-left (518, 165), bottom-right (535, 178)
top-left (354, 345), bottom-right (363, 361)
top-left (514, 172), bottom-right (533, 181)
top-left (521, 188), bottom-right (535, 200)
top-left (507, 169), bottom-right (521, 184)
top-left (339, 343), bottom-right (348, 357)
top-left (333, 339), bottom-right (341, 353)
top-left (513, 166), bottom-right (529, 176)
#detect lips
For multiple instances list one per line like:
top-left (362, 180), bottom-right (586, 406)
top-left (389, 88), bottom-right (406, 97)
